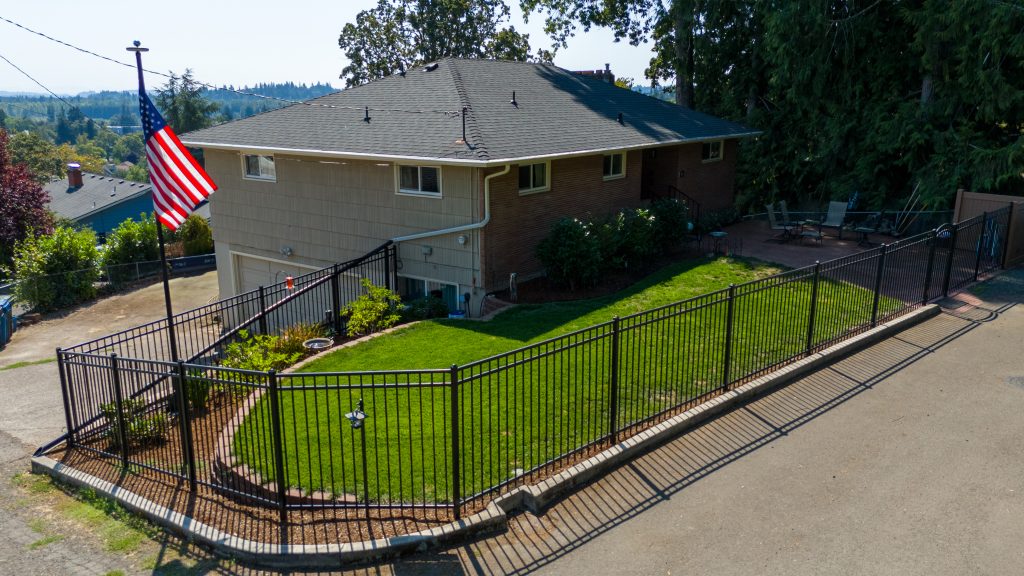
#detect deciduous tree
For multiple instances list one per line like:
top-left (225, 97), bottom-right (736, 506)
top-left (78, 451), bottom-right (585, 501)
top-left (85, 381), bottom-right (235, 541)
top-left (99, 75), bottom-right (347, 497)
top-left (0, 129), bottom-right (53, 270)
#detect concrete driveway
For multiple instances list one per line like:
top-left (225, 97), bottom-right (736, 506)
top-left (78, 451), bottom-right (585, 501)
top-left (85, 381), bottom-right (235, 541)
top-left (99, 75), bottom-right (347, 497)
top-left (0, 271), bottom-right (219, 449)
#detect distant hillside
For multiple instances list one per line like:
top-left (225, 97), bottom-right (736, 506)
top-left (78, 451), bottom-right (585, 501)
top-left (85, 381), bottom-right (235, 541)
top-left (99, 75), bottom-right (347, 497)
top-left (0, 82), bottom-right (337, 127)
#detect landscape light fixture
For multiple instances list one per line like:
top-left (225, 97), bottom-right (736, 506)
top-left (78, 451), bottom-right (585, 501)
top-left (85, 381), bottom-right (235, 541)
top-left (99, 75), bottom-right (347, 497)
top-left (345, 399), bottom-right (367, 430)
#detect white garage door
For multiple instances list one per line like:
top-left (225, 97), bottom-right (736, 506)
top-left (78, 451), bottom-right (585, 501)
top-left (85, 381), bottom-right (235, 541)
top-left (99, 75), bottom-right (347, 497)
top-left (234, 254), bottom-right (317, 294)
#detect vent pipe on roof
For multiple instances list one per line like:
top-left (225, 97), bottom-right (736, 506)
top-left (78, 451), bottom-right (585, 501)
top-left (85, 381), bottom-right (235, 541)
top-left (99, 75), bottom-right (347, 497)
top-left (423, 62), bottom-right (439, 72)
top-left (617, 112), bottom-right (624, 125)
top-left (398, 61), bottom-right (406, 77)
top-left (510, 91), bottom-right (518, 107)
top-left (461, 107), bottom-right (467, 144)
top-left (364, 106), bottom-right (370, 123)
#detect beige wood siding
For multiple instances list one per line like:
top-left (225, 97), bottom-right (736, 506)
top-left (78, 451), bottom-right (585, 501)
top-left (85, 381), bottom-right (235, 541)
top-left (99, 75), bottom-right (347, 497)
top-left (204, 150), bottom-right (482, 296)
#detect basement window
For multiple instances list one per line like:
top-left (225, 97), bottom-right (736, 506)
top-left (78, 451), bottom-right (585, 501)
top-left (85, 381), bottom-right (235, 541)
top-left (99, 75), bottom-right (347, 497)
top-left (518, 161), bottom-right (549, 194)
top-left (701, 140), bottom-right (723, 163)
top-left (397, 165), bottom-right (441, 196)
top-left (243, 154), bottom-right (276, 181)
top-left (603, 152), bottom-right (625, 180)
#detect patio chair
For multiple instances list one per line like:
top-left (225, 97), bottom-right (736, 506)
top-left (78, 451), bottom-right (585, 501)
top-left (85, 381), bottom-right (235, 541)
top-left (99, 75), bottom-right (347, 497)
top-left (819, 201), bottom-right (848, 239)
top-left (778, 200), bottom-right (799, 227)
top-left (853, 210), bottom-right (885, 247)
top-left (765, 203), bottom-right (797, 241)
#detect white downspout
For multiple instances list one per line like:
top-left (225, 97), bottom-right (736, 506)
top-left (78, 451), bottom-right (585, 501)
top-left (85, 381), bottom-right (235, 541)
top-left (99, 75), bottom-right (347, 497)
top-left (391, 164), bottom-right (511, 243)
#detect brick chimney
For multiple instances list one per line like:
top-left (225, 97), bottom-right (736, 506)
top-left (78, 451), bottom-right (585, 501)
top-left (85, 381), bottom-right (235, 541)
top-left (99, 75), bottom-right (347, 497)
top-left (573, 63), bottom-right (615, 84)
top-left (67, 163), bottom-right (83, 188)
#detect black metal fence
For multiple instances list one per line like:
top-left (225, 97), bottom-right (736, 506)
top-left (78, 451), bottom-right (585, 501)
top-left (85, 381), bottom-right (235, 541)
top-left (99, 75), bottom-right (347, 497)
top-left (49, 209), bottom-right (1011, 542)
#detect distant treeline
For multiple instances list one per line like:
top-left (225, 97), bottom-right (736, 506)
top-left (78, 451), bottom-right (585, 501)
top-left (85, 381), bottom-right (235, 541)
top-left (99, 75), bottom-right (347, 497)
top-left (0, 81), bottom-right (338, 127)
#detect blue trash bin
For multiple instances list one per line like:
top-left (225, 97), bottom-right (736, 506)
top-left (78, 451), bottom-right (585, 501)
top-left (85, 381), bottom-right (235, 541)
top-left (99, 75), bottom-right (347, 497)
top-left (0, 296), bottom-right (13, 347)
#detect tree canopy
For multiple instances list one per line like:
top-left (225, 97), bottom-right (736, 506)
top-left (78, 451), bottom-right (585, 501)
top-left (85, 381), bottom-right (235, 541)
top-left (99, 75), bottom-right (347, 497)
top-left (0, 129), bottom-right (52, 271)
top-left (522, 0), bottom-right (1024, 209)
top-left (155, 70), bottom-right (220, 134)
top-left (339, 0), bottom-right (537, 87)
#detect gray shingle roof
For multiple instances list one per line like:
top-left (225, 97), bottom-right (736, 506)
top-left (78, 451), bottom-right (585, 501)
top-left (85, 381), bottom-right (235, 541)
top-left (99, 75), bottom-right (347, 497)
top-left (181, 58), bottom-right (757, 165)
top-left (43, 173), bottom-right (152, 221)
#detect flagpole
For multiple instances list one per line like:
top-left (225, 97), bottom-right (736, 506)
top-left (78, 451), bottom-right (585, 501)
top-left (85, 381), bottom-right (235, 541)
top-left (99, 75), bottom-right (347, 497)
top-left (128, 41), bottom-right (179, 362)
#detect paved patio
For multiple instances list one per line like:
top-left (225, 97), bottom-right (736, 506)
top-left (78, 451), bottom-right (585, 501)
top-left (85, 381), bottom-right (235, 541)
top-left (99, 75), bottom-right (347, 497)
top-left (709, 219), bottom-right (899, 270)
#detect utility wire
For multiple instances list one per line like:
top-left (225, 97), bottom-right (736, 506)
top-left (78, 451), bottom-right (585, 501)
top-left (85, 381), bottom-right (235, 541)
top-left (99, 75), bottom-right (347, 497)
top-left (0, 14), bottom-right (464, 117)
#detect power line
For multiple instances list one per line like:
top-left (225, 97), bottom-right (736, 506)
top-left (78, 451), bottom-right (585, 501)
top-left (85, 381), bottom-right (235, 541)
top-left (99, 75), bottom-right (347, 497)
top-left (0, 50), bottom-right (81, 111)
top-left (0, 14), bottom-right (464, 117)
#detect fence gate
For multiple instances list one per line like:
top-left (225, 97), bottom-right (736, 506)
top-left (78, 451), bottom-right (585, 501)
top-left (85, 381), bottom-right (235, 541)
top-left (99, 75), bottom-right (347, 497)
top-left (954, 190), bottom-right (1024, 267)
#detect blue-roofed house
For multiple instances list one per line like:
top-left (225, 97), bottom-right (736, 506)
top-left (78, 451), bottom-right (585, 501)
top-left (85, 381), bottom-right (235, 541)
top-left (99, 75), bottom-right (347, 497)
top-left (43, 165), bottom-right (155, 238)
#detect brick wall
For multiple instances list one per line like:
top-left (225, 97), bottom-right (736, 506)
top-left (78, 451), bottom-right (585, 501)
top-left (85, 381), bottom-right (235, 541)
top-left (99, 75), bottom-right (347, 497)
top-left (482, 151), bottom-right (642, 291)
top-left (673, 140), bottom-right (738, 213)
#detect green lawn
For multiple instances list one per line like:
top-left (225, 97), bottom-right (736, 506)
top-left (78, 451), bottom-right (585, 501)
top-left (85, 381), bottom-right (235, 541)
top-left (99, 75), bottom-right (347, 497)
top-left (232, 257), bottom-right (889, 505)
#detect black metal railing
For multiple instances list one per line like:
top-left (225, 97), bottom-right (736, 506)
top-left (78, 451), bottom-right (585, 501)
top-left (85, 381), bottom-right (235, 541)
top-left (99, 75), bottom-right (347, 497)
top-left (47, 208), bottom-right (1011, 543)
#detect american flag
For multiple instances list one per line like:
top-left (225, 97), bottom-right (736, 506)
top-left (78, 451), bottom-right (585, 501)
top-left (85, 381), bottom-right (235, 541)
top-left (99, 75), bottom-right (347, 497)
top-left (139, 91), bottom-right (217, 230)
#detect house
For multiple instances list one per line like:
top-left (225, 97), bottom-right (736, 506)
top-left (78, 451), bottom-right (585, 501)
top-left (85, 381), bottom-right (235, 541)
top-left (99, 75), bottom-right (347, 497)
top-left (43, 164), bottom-right (154, 238)
top-left (180, 58), bottom-right (757, 311)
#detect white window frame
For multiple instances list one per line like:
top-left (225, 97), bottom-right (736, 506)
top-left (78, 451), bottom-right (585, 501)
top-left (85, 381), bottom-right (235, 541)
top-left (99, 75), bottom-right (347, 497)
top-left (396, 164), bottom-right (443, 198)
top-left (517, 161), bottom-right (550, 195)
top-left (602, 152), bottom-right (626, 180)
top-left (701, 140), bottom-right (724, 163)
top-left (242, 154), bottom-right (277, 181)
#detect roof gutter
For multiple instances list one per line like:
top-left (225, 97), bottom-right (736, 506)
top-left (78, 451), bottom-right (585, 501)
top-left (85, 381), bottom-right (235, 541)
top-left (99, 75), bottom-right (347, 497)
top-left (391, 164), bottom-right (511, 243)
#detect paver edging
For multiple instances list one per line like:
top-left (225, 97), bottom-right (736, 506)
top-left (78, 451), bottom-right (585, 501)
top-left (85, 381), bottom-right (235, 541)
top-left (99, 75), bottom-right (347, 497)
top-left (31, 304), bottom-right (939, 568)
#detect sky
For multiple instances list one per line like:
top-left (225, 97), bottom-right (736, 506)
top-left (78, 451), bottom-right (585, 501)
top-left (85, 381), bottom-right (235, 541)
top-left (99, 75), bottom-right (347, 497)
top-left (0, 1), bottom-right (655, 96)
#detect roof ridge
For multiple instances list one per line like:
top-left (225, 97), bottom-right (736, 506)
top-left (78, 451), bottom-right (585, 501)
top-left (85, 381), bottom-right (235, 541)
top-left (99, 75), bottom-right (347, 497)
top-left (447, 60), bottom-right (490, 161)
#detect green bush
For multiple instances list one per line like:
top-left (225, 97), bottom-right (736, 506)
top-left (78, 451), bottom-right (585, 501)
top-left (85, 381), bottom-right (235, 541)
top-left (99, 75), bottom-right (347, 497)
top-left (649, 198), bottom-right (691, 249)
top-left (402, 296), bottom-right (450, 321)
top-left (344, 279), bottom-right (403, 336)
top-left (617, 208), bottom-right (660, 268)
top-left (698, 207), bottom-right (740, 233)
top-left (177, 214), bottom-right (214, 256)
top-left (99, 398), bottom-right (168, 449)
top-left (101, 213), bottom-right (158, 286)
top-left (221, 329), bottom-right (300, 373)
top-left (11, 225), bottom-right (99, 312)
top-left (185, 370), bottom-right (213, 412)
top-left (536, 217), bottom-right (602, 291)
top-left (590, 215), bottom-right (626, 272)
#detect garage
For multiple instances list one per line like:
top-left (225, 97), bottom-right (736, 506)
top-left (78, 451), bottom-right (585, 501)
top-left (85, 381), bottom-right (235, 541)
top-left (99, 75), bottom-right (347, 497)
top-left (233, 253), bottom-right (318, 294)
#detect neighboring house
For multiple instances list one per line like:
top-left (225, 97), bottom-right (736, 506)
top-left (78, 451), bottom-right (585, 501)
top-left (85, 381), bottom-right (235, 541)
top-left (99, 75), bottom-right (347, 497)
top-left (181, 58), bottom-right (757, 312)
top-left (43, 164), bottom-right (154, 238)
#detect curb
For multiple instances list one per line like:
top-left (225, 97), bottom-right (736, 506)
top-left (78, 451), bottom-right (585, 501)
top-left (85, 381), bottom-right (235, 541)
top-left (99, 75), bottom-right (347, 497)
top-left (32, 304), bottom-right (940, 568)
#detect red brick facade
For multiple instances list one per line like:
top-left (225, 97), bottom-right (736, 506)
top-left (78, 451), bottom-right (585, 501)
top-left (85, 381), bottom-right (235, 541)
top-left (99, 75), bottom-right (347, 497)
top-left (480, 141), bottom-right (738, 292)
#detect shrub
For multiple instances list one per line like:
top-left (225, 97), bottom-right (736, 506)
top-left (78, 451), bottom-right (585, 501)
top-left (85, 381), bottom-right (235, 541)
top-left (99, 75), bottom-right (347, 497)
top-left (277, 322), bottom-right (329, 356)
top-left (99, 398), bottom-right (168, 449)
top-left (698, 207), bottom-right (740, 233)
top-left (177, 214), bottom-right (214, 256)
top-left (402, 296), bottom-right (450, 321)
top-left (589, 215), bottom-right (626, 272)
top-left (101, 213), bottom-right (158, 286)
top-left (222, 329), bottom-right (301, 373)
top-left (649, 198), bottom-right (691, 250)
top-left (617, 208), bottom-right (659, 268)
top-left (536, 217), bottom-right (602, 290)
top-left (185, 370), bottom-right (213, 412)
top-left (344, 279), bottom-right (403, 337)
top-left (10, 225), bottom-right (98, 311)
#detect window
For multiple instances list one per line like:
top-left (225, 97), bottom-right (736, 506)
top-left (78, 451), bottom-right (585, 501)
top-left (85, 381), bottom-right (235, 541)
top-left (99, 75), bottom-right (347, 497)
top-left (701, 140), bottom-right (723, 163)
top-left (603, 152), bottom-right (625, 179)
top-left (397, 165), bottom-right (441, 196)
top-left (243, 154), bottom-right (276, 180)
top-left (518, 161), bottom-right (549, 194)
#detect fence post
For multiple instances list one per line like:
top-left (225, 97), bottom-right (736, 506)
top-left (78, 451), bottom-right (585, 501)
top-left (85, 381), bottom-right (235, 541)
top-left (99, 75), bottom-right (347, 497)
top-left (449, 364), bottom-right (461, 521)
top-left (805, 262), bottom-right (821, 355)
top-left (383, 246), bottom-right (392, 291)
top-left (267, 370), bottom-right (288, 528)
top-left (56, 348), bottom-right (76, 447)
top-left (608, 317), bottom-right (621, 443)
top-left (175, 360), bottom-right (198, 492)
top-left (973, 211), bottom-right (988, 282)
top-left (258, 286), bottom-right (268, 335)
top-left (109, 354), bottom-right (130, 468)
top-left (923, 229), bottom-right (938, 304)
top-left (331, 265), bottom-right (342, 338)
top-left (871, 244), bottom-right (887, 327)
top-left (1001, 204), bottom-right (1015, 269)
top-left (942, 225), bottom-right (959, 297)
top-left (722, 285), bottom-right (736, 389)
